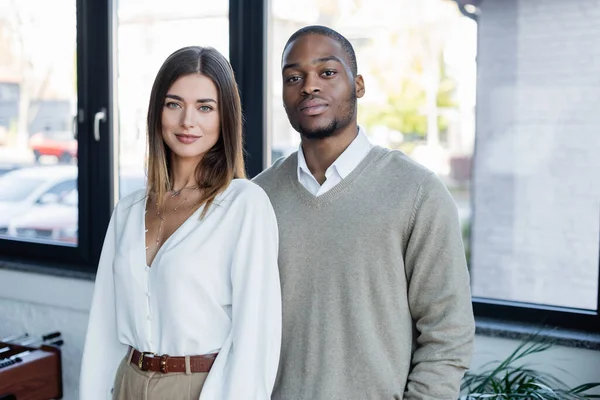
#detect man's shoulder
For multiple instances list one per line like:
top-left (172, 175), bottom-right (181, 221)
top-left (252, 152), bottom-right (297, 189)
top-left (371, 146), bottom-right (433, 185)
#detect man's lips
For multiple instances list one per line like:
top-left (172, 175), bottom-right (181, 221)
top-left (174, 134), bottom-right (202, 144)
top-left (299, 99), bottom-right (328, 116)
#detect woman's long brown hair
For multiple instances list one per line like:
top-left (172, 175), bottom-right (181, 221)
top-left (146, 46), bottom-right (246, 218)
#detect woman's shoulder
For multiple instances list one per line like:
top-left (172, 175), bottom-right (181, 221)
top-left (114, 188), bottom-right (147, 214)
top-left (217, 179), bottom-right (273, 214)
top-left (224, 179), bottom-right (270, 202)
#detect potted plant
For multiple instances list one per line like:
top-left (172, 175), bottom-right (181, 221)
top-left (460, 335), bottom-right (600, 399)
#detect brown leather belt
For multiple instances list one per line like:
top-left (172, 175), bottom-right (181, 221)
top-left (130, 348), bottom-right (218, 373)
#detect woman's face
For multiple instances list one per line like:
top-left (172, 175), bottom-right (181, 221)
top-left (161, 73), bottom-right (220, 162)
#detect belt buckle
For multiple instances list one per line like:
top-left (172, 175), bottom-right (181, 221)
top-left (138, 352), bottom-right (155, 371)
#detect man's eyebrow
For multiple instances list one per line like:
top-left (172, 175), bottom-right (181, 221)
top-left (282, 62), bottom-right (300, 72)
top-left (165, 94), bottom-right (217, 103)
top-left (313, 55), bottom-right (343, 65)
top-left (282, 55), bottom-right (343, 72)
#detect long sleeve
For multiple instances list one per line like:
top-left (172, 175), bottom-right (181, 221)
top-left (403, 173), bottom-right (475, 400)
top-left (79, 210), bottom-right (128, 400)
top-left (200, 187), bottom-right (282, 399)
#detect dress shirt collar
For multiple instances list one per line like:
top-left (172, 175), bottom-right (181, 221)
top-left (297, 126), bottom-right (371, 182)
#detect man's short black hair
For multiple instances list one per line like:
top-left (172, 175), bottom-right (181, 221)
top-left (283, 25), bottom-right (358, 76)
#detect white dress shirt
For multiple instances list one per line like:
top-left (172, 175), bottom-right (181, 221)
top-left (80, 179), bottom-right (281, 400)
top-left (297, 127), bottom-right (373, 196)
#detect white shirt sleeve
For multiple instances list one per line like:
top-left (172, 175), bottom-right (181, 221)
top-left (79, 209), bottom-right (128, 400)
top-left (200, 187), bottom-right (282, 399)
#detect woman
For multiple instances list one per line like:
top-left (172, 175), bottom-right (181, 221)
top-left (80, 46), bottom-right (281, 399)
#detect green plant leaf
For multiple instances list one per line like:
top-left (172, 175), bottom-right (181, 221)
top-left (570, 383), bottom-right (600, 394)
top-left (460, 331), bottom-right (600, 400)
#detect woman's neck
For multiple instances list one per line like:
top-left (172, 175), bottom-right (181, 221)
top-left (169, 155), bottom-right (202, 190)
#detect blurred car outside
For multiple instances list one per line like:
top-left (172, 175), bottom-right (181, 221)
top-left (8, 188), bottom-right (78, 244)
top-left (0, 165), bottom-right (77, 236)
top-left (4, 168), bottom-right (146, 244)
top-left (29, 129), bottom-right (77, 163)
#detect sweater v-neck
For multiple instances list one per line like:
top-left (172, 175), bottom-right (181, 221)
top-left (287, 146), bottom-right (389, 207)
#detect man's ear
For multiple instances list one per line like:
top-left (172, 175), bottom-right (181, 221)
top-left (355, 74), bottom-right (365, 99)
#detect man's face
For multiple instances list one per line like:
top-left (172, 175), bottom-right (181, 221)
top-left (281, 35), bottom-right (364, 140)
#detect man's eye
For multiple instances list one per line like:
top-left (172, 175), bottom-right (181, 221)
top-left (323, 70), bottom-right (336, 77)
top-left (286, 76), bottom-right (300, 83)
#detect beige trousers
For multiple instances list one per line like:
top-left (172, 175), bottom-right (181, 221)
top-left (112, 349), bottom-right (209, 400)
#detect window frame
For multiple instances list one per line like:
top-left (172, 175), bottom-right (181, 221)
top-left (0, 0), bottom-right (114, 272)
top-left (0, 0), bottom-right (598, 335)
top-left (230, 0), bottom-right (269, 178)
top-left (473, 297), bottom-right (600, 333)
top-left (460, 0), bottom-right (600, 333)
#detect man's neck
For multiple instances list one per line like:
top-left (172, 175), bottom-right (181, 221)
top-left (301, 125), bottom-right (358, 184)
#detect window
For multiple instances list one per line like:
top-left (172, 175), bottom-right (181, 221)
top-left (266, 0), bottom-right (600, 332)
top-left (469, 0), bottom-right (600, 331)
top-left (0, 0), bottom-right (78, 245)
top-left (0, 0), bottom-right (251, 271)
top-left (0, 0), bottom-right (112, 270)
top-left (1, 0), bottom-right (597, 333)
top-left (0, 0), bottom-right (252, 271)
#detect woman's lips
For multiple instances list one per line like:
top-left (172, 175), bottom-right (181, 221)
top-left (174, 134), bottom-right (202, 144)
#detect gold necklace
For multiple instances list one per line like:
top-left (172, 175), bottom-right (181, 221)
top-left (170, 185), bottom-right (199, 197)
top-left (146, 188), bottom-right (199, 249)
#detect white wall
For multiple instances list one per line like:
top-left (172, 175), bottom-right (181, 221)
top-left (472, 0), bottom-right (600, 310)
top-left (1, 268), bottom-right (599, 399)
top-left (0, 269), bottom-right (93, 400)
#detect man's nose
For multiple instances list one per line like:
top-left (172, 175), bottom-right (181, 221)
top-left (301, 73), bottom-right (321, 95)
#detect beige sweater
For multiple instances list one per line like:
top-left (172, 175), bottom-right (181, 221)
top-left (253, 146), bottom-right (475, 400)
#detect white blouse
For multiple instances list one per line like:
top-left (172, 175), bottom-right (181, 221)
top-left (79, 179), bottom-right (282, 399)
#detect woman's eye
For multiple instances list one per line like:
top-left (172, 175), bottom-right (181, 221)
top-left (199, 105), bottom-right (213, 112)
top-left (165, 102), bottom-right (181, 109)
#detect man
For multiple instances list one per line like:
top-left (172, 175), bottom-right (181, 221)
top-left (253, 25), bottom-right (475, 400)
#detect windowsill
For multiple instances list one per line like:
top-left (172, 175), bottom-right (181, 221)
top-left (1, 258), bottom-right (599, 350)
top-left (0, 259), bottom-right (94, 312)
top-left (0, 258), bottom-right (95, 281)
top-left (476, 317), bottom-right (600, 351)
